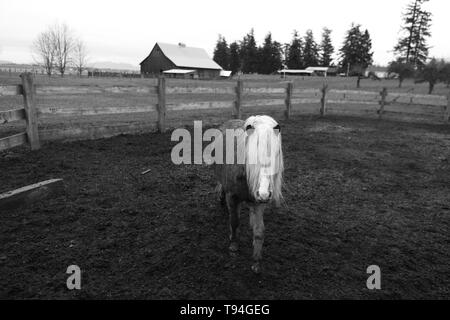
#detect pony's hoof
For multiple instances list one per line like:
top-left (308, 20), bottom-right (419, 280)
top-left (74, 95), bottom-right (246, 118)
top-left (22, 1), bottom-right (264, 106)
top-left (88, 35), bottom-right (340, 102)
top-left (251, 263), bottom-right (261, 274)
top-left (229, 242), bottom-right (239, 253)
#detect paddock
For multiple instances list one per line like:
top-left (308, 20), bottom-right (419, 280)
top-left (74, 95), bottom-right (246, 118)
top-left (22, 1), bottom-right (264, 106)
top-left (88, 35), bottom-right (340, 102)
top-left (1, 115), bottom-right (449, 299)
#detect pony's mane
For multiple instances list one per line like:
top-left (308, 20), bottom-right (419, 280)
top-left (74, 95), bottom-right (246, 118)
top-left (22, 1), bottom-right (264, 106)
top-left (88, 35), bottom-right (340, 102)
top-left (244, 115), bottom-right (284, 205)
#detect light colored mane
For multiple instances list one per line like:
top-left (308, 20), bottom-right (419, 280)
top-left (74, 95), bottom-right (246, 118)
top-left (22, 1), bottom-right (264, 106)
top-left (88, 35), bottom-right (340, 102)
top-left (244, 115), bottom-right (284, 205)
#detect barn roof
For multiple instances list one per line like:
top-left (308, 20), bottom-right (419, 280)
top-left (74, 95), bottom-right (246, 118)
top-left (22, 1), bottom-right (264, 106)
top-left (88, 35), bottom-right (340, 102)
top-left (142, 42), bottom-right (222, 70)
top-left (163, 69), bottom-right (196, 74)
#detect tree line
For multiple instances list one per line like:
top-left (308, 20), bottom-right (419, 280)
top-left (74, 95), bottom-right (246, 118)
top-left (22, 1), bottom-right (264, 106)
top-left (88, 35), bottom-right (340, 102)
top-left (213, 24), bottom-right (374, 76)
top-left (387, 0), bottom-right (449, 93)
top-left (33, 23), bottom-right (88, 77)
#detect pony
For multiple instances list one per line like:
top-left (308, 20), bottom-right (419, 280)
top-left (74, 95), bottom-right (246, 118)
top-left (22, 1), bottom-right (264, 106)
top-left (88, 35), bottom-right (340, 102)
top-left (214, 115), bottom-right (284, 273)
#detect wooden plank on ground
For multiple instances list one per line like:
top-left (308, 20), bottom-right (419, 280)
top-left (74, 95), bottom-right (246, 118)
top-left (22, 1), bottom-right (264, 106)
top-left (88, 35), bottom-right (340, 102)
top-left (0, 108), bottom-right (26, 124)
top-left (0, 179), bottom-right (64, 211)
top-left (37, 105), bottom-right (157, 116)
top-left (167, 86), bottom-right (235, 94)
top-left (168, 101), bottom-right (234, 111)
top-left (0, 85), bottom-right (23, 96)
top-left (0, 132), bottom-right (27, 151)
top-left (36, 85), bottom-right (158, 95)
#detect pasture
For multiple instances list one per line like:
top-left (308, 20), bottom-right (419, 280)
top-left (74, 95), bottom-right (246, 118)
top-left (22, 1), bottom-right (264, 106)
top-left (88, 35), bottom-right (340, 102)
top-left (0, 73), bottom-right (449, 299)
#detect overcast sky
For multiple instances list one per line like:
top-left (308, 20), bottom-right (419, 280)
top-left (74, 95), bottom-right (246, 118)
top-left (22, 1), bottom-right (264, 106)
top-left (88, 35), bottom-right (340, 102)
top-left (0, 0), bottom-right (449, 68)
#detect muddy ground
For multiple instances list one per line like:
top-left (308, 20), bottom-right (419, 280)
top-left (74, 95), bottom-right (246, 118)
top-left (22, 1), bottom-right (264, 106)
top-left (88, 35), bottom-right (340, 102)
top-left (0, 115), bottom-right (449, 299)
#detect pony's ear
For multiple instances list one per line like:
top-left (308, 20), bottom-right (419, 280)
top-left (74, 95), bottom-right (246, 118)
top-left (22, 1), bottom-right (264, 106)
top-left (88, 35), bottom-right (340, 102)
top-left (274, 124), bottom-right (281, 134)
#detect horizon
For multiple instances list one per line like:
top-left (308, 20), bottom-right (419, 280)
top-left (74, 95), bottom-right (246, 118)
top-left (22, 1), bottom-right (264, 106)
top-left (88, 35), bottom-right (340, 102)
top-left (1, 0), bottom-right (449, 68)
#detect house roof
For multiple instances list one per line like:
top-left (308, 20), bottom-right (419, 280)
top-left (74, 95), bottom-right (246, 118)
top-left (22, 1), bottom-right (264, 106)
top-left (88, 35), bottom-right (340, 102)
top-left (142, 42), bottom-right (222, 70)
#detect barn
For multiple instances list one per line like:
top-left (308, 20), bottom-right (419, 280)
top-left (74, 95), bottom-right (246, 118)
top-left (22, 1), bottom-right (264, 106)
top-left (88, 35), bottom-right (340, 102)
top-left (140, 42), bottom-right (222, 79)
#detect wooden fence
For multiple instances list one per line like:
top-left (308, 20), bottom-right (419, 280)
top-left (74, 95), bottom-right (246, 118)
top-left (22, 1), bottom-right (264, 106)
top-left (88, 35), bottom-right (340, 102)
top-left (1, 73), bottom-right (449, 152)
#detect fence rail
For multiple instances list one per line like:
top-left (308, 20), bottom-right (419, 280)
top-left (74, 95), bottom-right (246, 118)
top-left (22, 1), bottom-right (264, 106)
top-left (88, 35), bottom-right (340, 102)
top-left (1, 72), bottom-right (449, 152)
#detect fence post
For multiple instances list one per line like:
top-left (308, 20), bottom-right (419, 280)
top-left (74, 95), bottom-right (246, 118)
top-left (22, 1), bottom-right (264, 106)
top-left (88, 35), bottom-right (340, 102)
top-left (234, 79), bottom-right (243, 119)
top-left (445, 91), bottom-right (450, 122)
top-left (157, 76), bottom-right (166, 133)
top-left (20, 73), bottom-right (40, 150)
top-left (378, 87), bottom-right (388, 119)
top-left (320, 82), bottom-right (328, 117)
top-left (285, 82), bottom-right (293, 120)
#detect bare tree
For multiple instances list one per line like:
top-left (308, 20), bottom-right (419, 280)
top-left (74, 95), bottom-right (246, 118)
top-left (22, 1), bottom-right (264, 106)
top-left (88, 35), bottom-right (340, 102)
top-left (32, 30), bottom-right (56, 76)
top-left (73, 39), bottom-right (88, 76)
top-left (51, 23), bottom-right (75, 77)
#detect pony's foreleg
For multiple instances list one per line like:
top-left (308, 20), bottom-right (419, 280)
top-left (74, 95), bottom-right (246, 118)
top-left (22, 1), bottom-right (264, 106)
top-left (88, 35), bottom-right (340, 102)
top-left (215, 183), bottom-right (226, 206)
top-left (250, 204), bottom-right (266, 274)
top-left (226, 193), bottom-right (241, 252)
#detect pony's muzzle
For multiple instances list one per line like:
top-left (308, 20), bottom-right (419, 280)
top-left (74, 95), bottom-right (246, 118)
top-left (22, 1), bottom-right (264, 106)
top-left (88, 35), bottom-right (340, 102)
top-left (256, 190), bottom-right (272, 203)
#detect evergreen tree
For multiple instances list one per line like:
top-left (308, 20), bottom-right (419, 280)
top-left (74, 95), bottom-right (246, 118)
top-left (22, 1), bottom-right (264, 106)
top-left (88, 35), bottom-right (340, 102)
top-left (319, 27), bottom-right (334, 66)
top-left (339, 24), bottom-right (373, 75)
top-left (229, 41), bottom-right (241, 74)
top-left (240, 28), bottom-right (259, 73)
top-left (303, 30), bottom-right (319, 67)
top-left (361, 30), bottom-right (373, 67)
top-left (213, 35), bottom-right (230, 70)
top-left (257, 33), bottom-right (283, 74)
top-left (394, 0), bottom-right (432, 68)
top-left (286, 30), bottom-right (303, 69)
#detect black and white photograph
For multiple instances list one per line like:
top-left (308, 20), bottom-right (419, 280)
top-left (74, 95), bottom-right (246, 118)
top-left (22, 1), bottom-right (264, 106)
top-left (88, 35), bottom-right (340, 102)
top-left (0, 0), bottom-right (449, 306)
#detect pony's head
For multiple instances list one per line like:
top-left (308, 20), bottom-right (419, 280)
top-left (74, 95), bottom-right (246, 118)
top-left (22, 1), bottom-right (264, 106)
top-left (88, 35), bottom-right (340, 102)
top-left (244, 115), bottom-right (284, 205)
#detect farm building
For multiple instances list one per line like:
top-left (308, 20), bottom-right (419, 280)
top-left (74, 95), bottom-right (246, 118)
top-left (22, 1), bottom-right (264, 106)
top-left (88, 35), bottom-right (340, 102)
top-left (140, 42), bottom-right (223, 79)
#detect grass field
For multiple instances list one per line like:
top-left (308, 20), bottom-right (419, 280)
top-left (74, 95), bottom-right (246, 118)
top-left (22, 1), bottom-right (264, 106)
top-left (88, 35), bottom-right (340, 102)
top-left (0, 114), bottom-right (449, 299)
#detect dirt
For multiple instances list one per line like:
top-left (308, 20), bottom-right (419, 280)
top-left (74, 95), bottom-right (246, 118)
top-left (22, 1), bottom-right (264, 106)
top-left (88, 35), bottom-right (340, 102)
top-left (0, 115), bottom-right (449, 299)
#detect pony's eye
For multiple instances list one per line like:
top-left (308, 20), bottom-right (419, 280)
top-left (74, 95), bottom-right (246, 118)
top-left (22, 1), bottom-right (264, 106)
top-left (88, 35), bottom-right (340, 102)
top-left (273, 124), bottom-right (281, 133)
top-left (245, 125), bottom-right (254, 131)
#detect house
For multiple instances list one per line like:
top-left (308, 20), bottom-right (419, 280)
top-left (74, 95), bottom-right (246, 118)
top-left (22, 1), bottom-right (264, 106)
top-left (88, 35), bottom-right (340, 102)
top-left (140, 42), bottom-right (223, 79)
top-left (365, 66), bottom-right (389, 79)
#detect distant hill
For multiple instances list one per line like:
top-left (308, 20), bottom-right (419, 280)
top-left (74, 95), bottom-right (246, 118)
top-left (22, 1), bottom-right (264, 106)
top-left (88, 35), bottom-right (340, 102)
top-left (88, 61), bottom-right (139, 71)
top-left (0, 60), bottom-right (14, 65)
